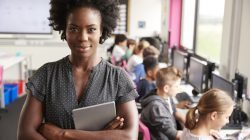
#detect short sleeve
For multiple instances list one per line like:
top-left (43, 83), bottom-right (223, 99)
top-left (26, 64), bottom-right (48, 102)
top-left (116, 69), bottom-right (138, 103)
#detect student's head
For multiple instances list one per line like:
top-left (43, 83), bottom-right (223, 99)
top-left (143, 56), bottom-right (159, 81)
top-left (114, 34), bottom-right (127, 47)
top-left (143, 45), bottom-right (160, 58)
top-left (127, 39), bottom-right (136, 48)
top-left (133, 40), bottom-right (150, 54)
top-left (156, 67), bottom-right (182, 96)
top-left (185, 89), bottom-right (234, 130)
top-left (49, 0), bottom-right (119, 44)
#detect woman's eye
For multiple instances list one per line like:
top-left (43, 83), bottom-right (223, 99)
top-left (69, 27), bottom-right (78, 32)
top-left (88, 28), bottom-right (96, 33)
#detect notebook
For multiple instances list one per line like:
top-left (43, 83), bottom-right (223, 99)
top-left (72, 101), bottom-right (116, 131)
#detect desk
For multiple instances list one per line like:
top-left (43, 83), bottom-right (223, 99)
top-left (220, 127), bottom-right (250, 140)
top-left (0, 54), bottom-right (31, 108)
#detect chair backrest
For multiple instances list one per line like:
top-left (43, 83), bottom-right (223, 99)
top-left (139, 119), bottom-right (151, 140)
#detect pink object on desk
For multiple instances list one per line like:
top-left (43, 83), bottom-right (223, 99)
top-left (139, 119), bottom-right (151, 140)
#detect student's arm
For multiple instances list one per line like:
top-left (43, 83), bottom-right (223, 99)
top-left (39, 100), bottom-right (138, 140)
top-left (174, 111), bottom-right (186, 125)
top-left (17, 90), bottom-right (46, 140)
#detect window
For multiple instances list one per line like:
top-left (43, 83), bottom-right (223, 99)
top-left (195, 0), bottom-right (225, 63)
top-left (180, 0), bottom-right (196, 50)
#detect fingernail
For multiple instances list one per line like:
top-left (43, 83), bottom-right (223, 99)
top-left (120, 118), bottom-right (124, 121)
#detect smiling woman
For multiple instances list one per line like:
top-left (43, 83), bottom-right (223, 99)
top-left (66, 8), bottom-right (102, 58)
top-left (17, 0), bottom-right (139, 140)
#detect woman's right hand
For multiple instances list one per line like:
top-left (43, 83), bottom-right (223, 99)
top-left (104, 116), bottom-right (124, 130)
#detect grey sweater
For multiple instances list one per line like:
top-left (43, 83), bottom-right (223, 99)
top-left (140, 90), bottom-right (177, 140)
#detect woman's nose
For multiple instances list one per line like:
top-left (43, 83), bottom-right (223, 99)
top-left (78, 30), bottom-right (88, 41)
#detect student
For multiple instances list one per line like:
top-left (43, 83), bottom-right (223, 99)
top-left (127, 40), bottom-right (150, 83)
top-left (140, 67), bottom-right (185, 140)
top-left (123, 38), bottom-right (137, 62)
top-left (136, 56), bottom-right (159, 102)
top-left (181, 89), bottom-right (234, 140)
top-left (111, 34), bottom-right (128, 62)
top-left (18, 0), bottom-right (139, 140)
top-left (142, 45), bottom-right (160, 59)
top-left (127, 40), bottom-right (150, 73)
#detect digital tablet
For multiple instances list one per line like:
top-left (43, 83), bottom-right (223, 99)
top-left (72, 101), bottom-right (116, 131)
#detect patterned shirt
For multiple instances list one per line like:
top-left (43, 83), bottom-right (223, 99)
top-left (26, 56), bottom-right (138, 129)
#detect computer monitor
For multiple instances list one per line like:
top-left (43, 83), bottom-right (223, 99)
top-left (172, 49), bottom-right (187, 81)
top-left (0, 0), bottom-right (52, 37)
top-left (234, 72), bottom-right (248, 99)
top-left (211, 73), bottom-right (235, 99)
top-left (188, 57), bottom-right (208, 93)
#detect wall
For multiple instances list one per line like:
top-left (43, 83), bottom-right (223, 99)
top-left (160, 0), bottom-right (170, 42)
top-left (0, 0), bottom-right (163, 69)
top-left (220, 0), bottom-right (250, 121)
top-left (237, 0), bottom-right (250, 119)
top-left (168, 0), bottom-right (182, 48)
top-left (129, 0), bottom-right (162, 38)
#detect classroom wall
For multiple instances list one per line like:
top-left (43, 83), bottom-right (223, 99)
top-left (129, 0), bottom-right (162, 38)
top-left (0, 0), bottom-right (162, 69)
top-left (220, 0), bottom-right (250, 120)
top-left (237, 0), bottom-right (250, 118)
top-left (168, 0), bottom-right (182, 48)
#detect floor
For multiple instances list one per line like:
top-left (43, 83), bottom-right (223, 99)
top-left (0, 95), bottom-right (26, 140)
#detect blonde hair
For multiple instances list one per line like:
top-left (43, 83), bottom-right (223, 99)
top-left (185, 89), bottom-right (234, 130)
top-left (156, 66), bottom-right (182, 88)
top-left (143, 45), bottom-right (160, 58)
top-left (133, 40), bottom-right (150, 54)
top-left (127, 39), bottom-right (136, 47)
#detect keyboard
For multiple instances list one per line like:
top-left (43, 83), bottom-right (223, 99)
top-left (222, 123), bottom-right (242, 130)
top-left (176, 92), bottom-right (193, 103)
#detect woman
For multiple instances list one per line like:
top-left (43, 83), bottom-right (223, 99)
top-left (18, 0), bottom-right (139, 140)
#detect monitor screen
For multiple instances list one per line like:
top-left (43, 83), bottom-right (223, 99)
top-left (172, 50), bottom-right (186, 74)
top-left (188, 57), bottom-right (207, 93)
top-left (211, 73), bottom-right (235, 99)
top-left (0, 0), bottom-right (51, 34)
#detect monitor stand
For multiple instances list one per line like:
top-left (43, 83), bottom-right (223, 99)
top-left (192, 89), bottom-right (199, 97)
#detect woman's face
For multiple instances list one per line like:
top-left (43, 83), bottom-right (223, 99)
top-left (66, 7), bottom-right (102, 58)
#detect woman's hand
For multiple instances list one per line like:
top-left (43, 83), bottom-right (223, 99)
top-left (39, 123), bottom-right (64, 139)
top-left (104, 116), bottom-right (124, 130)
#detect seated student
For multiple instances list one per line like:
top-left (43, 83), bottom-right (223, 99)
top-left (128, 41), bottom-right (150, 83)
top-left (140, 67), bottom-right (186, 140)
top-left (143, 45), bottom-right (160, 59)
top-left (181, 89), bottom-right (234, 140)
top-left (123, 38), bottom-right (137, 62)
top-left (136, 56), bottom-right (159, 102)
top-left (127, 40), bottom-right (150, 72)
top-left (111, 34), bottom-right (127, 63)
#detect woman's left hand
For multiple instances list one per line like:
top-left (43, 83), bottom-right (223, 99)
top-left (103, 116), bottom-right (124, 130)
top-left (39, 123), bottom-right (64, 139)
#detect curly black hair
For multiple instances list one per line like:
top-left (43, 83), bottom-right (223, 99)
top-left (48, 0), bottom-right (120, 44)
